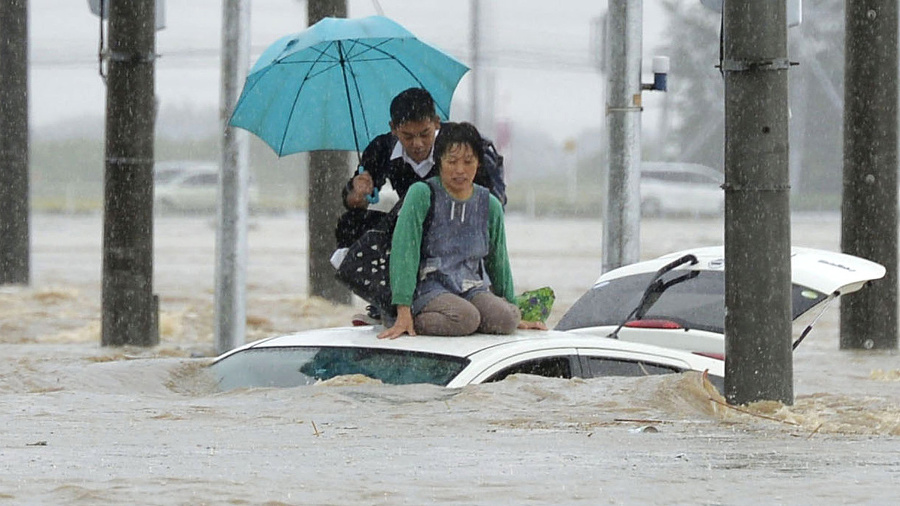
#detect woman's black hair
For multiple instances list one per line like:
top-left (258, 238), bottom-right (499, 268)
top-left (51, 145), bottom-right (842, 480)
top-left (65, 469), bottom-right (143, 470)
top-left (433, 122), bottom-right (484, 172)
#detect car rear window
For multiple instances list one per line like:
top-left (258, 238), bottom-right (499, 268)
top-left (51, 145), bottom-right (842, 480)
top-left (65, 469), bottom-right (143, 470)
top-left (210, 346), bottom-right (469, 390)
top-left (555, 270), bottom-right (827, 334)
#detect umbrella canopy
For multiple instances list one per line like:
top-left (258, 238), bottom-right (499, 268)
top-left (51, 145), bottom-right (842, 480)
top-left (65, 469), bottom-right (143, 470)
top-left (229, 15), bottom-right (469, 156)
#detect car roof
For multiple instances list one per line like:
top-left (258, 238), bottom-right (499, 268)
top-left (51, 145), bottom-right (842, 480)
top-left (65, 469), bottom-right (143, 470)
top-left (216, 326), bottom-right (551, 360)
top-left (214, 326), bottom-right (723, 373)
top-left (594, 246), bottom-right (886, 296)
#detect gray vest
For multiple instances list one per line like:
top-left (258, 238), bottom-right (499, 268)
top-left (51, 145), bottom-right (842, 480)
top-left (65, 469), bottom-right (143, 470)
top-left (412, 179), bottom-right (491, 314)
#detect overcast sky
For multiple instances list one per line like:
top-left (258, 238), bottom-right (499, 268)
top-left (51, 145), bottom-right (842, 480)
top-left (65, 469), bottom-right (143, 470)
top-left (30, 0), bottom-right (686, 144)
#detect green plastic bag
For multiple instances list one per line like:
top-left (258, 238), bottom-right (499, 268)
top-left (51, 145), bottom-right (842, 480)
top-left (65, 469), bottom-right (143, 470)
top-left (516, 286), bottom-right (555, 323)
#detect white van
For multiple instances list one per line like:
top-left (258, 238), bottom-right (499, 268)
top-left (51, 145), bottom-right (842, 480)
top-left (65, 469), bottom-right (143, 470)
top-left (640, 162), bottom-right (724, 217)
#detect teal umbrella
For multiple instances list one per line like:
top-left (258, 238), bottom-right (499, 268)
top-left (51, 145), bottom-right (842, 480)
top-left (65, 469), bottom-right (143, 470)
top-left (229, 15), bottom-right (469, 156)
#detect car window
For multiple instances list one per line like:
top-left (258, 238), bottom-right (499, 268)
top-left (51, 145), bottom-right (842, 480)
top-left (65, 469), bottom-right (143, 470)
top-left (483, 356), bottom-right (573, 383)
top-left (642, 171), bottom-right (722, 185)
top-left (210, 346), bottom-right (469, 390)
top-left (581, 355), bottom-right (725, 393)
top-left (155, 169), bottom-right (185, 184)
top-left (555, 270), bottom-right (827, 334)
top-left (686, 173), bottom-right (722, 185)
top-left (583, 356), bottom-right (680, 377)
top-left (641, 172), bottom-right (672, 183)
top-left (642, 172), bottom-right (688, 183)
top-left (183, 173), bottom-right (218, 186)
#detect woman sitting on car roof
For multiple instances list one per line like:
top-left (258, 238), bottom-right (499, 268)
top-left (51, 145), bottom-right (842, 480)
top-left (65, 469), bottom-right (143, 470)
top-left (378, 122), bottom-right (546, 339)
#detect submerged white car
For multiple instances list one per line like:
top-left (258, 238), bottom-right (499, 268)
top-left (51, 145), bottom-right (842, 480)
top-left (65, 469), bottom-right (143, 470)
top-left (210, 326), bottom-right (725, 391)
top-left (556, 246), bottom-right (886, 356)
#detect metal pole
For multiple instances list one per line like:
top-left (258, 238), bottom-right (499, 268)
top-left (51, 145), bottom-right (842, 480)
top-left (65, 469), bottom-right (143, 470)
top-left (307, 0), bottom-right (352, 304)
top-left (215, 0), bottom-right (251, 355)
top-left (470, 0), bottom-right (480, 125)
top-left (722, 1), bottom-right (793, 405)
top-left (841, 0), bottom-right (899, 350)
top-left (0, 0), bottom-right (30, 285)
top-left (102, 0), bottom-right (159, 346)
top-left (603, 0), bottom-right (642, 273)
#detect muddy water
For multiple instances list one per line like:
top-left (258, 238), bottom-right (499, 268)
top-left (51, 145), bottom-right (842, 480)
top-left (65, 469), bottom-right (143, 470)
top-left (1, 212), bottom-right (898, 504)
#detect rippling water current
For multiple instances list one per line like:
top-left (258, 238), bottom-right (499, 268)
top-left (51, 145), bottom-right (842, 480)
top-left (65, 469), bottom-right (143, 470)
top-left (1, 213), bottom-right (898, 504)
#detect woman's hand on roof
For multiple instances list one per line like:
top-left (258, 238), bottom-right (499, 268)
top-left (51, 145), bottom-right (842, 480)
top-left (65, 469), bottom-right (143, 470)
top-left (377, 306), bottom-right (416, 339)
top-left (517, 320), bottom-right (548, 331)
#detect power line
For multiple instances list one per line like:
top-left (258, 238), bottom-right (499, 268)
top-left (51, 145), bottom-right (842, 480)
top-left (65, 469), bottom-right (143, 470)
top-left (33, 45), bottom-right (600, 73)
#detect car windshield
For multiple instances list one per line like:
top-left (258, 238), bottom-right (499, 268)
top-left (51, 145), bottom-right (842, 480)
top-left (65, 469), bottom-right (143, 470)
top-left (555, 270), bottom-right (827, 334)
top-left (210, 346), bottom-right (470, 391)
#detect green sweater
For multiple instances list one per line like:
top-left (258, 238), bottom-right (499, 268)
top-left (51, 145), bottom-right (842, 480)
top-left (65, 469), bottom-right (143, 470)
top-left (390, 180), bottom-right (515, 307)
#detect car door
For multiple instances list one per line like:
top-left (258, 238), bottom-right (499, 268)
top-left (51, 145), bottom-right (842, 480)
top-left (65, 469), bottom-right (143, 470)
top-left (681, 170), bottom-right (724, 214)
top-left (178, 172), bottom-right (218, 210)
top-left (576, 348), bottom-right (725, 393)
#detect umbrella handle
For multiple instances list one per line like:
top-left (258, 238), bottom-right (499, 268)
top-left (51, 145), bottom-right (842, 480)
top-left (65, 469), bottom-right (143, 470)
top-left (358, 165), bottom-right (380, 204)
top-left (367, 187), bottom-right (380, 204)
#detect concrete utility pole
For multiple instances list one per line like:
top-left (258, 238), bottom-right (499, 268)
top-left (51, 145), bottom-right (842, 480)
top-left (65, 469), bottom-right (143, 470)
top-left (0, 0), bottom-right (30, 285)
top-left (603, 0), bottom-right (642, 273)
top-left (215, 0), bottom-right (252, 355)
top-left (307, 0), bottom-right (351, 304)
top-left (722, 1), bottom-right (793, 405)
top-left (841, 1), bottom-right (898, 351)
top-left (101, 0), bottom-right (159, 346)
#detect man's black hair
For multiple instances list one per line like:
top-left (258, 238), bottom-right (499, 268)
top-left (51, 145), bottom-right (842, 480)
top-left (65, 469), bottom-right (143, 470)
top-left (390, 88), bottom-right (438, 126)
top-left (433, 122), bottom-right (484, 171)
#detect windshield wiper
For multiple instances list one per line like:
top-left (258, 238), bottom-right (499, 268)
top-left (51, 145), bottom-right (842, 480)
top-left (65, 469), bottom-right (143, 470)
top-left (638, 270), bottom-right (700, 318)
top-left (608, 254), bottom-right (699, 339)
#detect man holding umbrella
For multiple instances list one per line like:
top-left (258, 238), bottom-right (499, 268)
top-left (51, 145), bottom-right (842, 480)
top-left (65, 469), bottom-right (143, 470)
top-left (229, 17), bottom-right (505, 321)
top-left (334, 87), bottom-right (506, 323)
top-left (336, 87), bottom-right (507, 249)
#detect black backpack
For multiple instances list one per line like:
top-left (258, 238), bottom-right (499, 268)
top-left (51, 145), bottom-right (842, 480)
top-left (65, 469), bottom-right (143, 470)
top-left (334, 222), bottom-right (397, 315)
top-left (334, 181), bottom-right (439, 317)
top-left (477, 138), bottom-right (507, 206)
